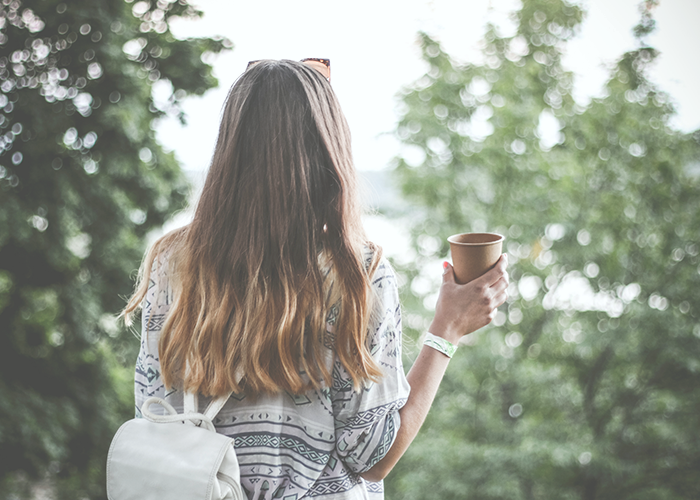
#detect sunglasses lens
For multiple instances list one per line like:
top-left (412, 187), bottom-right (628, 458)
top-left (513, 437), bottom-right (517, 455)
top-left (246, 59), bottom-right (331, 82)
top-left (302, 59), bottom-right (330, 81)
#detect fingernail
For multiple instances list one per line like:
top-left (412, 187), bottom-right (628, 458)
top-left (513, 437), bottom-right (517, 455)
top-left (443, 261), bottom-right (449, 274)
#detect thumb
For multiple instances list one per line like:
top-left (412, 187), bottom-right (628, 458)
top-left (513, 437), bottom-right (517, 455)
top-left (442, 261), bottom-right (456, 284)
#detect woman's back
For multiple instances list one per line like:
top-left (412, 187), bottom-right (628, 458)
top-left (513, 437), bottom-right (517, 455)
top-left (134, 249), bottom-right (410, 499)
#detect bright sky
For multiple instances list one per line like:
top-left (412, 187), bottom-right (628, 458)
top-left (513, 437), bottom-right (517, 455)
top-left (154, 0), bottom-right (700, 176)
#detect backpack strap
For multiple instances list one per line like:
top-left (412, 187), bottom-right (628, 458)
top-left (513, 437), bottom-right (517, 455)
top-left (203, 393), bottom-right (233, 421)
top-left (184, 390), bottom-right (198, 415)
top-left (142, 397), bottom-right (218, 432)
top-left (182, 361), bottom-right (232, 426)
top-left (183, 390), bottom-right (232, 425)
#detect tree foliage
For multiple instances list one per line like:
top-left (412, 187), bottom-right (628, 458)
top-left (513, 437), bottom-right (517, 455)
top-left (386, 0), bottom-right (700, 498)
top-left (0, 0), bottom-right (230, 497)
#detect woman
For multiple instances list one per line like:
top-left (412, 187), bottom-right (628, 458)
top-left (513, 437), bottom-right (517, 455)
top-left (123, 59), bottom-right (508, 500)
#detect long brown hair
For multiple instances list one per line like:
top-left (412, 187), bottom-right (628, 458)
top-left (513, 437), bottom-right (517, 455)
top-left (123, 60), bottom-right (383, 396)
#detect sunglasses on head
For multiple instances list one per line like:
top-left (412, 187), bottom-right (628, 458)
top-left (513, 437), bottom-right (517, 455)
top-left (246, 58), bottom-right (331, 82)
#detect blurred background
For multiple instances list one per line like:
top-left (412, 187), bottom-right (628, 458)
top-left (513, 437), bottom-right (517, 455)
top-left (1, 0), bottom-right (699, 498)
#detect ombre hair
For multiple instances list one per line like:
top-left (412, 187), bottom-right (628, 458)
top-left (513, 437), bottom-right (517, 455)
top-left (123, 60), bottom-right (383, 396)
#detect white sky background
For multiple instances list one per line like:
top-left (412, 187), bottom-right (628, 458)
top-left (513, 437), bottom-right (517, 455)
top-left (154, 0), bottom-right (700, 177)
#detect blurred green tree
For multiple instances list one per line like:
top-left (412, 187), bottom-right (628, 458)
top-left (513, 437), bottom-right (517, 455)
top-left (385, 0), bottom-right (700, 498)
top-left (0, 0), bottom-right (230, 497)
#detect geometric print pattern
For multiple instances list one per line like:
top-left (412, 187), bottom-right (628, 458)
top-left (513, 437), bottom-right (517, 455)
top-left (133, 250), bottom-right (411, 499)
top-left (344, 402), bottom-right (406, 431)
top-left (234, 434), bottom-right (330, 465)
top-left (307, 474), bottom-right (362, 497)
top-left (366, 414), bottom-right (398, 470)
top-left (365, 482), bottom-right (383, 494)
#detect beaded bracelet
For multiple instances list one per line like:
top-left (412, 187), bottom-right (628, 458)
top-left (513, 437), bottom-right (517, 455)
top-left (423, 332), bottom-right (458, 358)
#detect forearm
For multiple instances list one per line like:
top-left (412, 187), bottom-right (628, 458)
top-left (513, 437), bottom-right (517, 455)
top-left (360, 258), bottom-right (509, 482)
top-left (360, 344), bottom-right (451, 482)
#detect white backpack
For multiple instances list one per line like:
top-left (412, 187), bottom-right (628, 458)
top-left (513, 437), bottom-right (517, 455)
top-left (106, 391), bottom-right (245, 500)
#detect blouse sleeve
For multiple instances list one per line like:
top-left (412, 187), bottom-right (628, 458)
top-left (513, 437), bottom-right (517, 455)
top-left (331, 257), bottom-right (411, 474)
top-left (134, 255), bottom-right (172, 416)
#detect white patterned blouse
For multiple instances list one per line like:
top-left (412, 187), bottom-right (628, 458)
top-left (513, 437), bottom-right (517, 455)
top-left (133, 253), bottom-right (411, 500)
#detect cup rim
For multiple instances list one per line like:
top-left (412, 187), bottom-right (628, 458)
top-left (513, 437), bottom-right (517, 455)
top-left (447, 232), bottom-right (505, 246)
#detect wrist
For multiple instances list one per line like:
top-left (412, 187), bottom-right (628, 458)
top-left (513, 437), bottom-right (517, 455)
top-left (427, 320), bottom-right (461, 345)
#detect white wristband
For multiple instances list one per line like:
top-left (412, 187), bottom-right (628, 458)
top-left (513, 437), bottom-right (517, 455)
top-left (423, 332), bottom-right (458, 358)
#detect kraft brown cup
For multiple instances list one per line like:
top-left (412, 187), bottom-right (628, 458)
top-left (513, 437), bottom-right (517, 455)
top-left (447, 233), bottom-right (505, 284)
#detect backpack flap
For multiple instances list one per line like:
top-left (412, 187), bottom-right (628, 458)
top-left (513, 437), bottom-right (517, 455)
top-left (107, 417), bottom-right (244, 500)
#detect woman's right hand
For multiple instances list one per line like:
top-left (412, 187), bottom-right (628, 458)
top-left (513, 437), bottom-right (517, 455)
top-left (427, 255), bottom-right (509, 345)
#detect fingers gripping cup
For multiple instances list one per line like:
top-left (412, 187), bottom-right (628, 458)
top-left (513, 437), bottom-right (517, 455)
top-left (447, 233), bottom-right (505, 284)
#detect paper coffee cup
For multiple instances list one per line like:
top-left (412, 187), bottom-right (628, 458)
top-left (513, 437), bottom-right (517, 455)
top-left (447, 233), bottom-right (505, 284)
